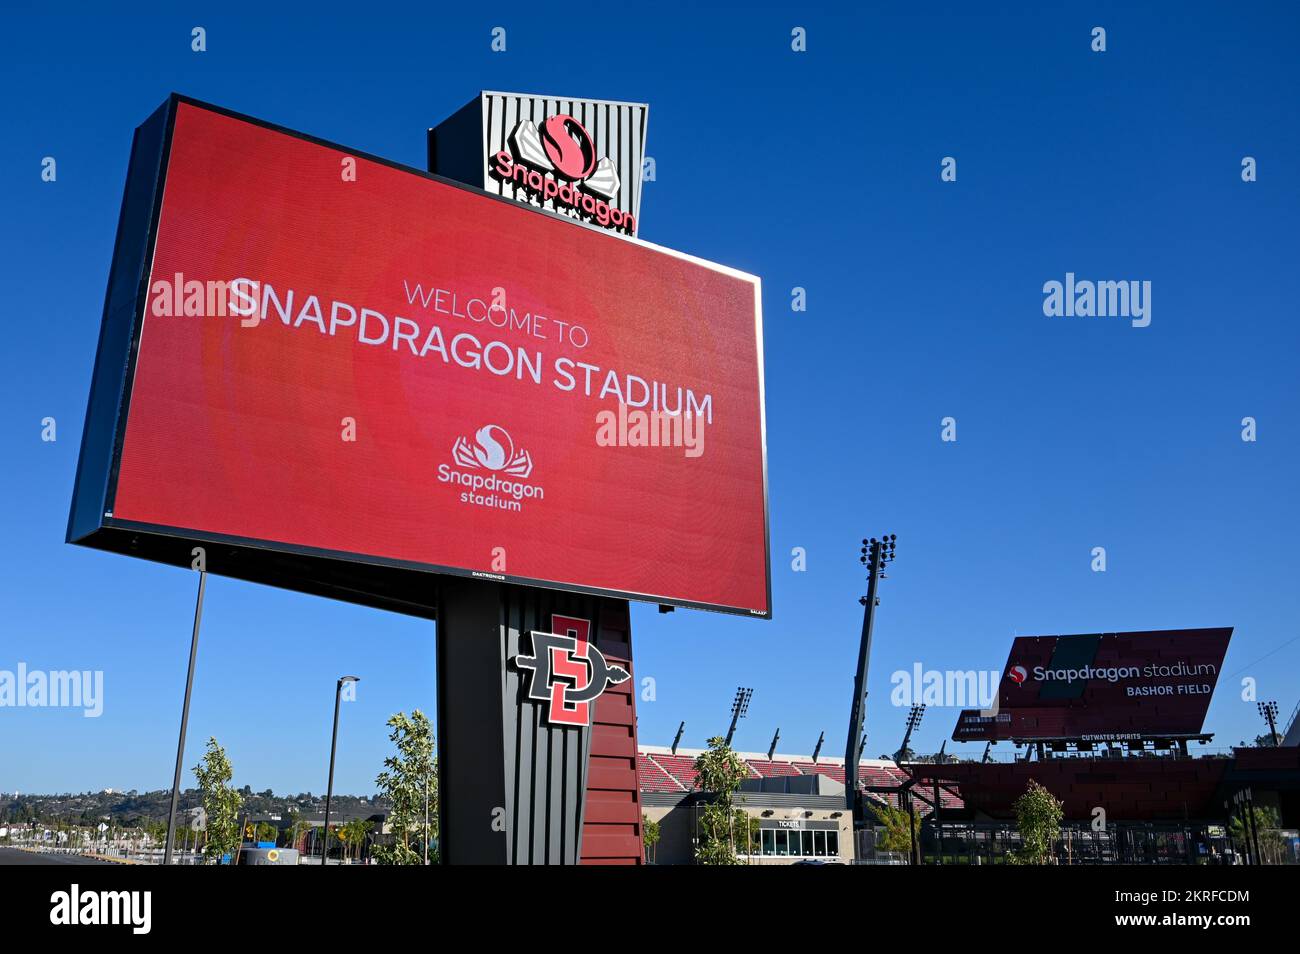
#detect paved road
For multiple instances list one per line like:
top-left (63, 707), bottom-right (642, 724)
top-left (0, 846), bottom-right (117, 865)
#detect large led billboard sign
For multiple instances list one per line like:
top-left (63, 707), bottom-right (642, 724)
top-left (952, 628), bottom-right (1231, 742)
top-left (69, 96), bottom-right (770, 617)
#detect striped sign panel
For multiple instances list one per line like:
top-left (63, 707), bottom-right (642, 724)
top-left (430, 91), bottom-right (649, 235)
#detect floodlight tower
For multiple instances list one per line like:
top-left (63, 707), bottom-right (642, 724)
top-left (897, 704), bottom-right (925, 762)
top-left (724, 687), bottom-right (753, 747)
top-left (1259, 701), bottom-right (1280, 746)
top-left (844, 533), bottom-right (896, 825)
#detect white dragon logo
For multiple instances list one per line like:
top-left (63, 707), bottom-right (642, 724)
top-left (452, 424), bottom-right (534, 478)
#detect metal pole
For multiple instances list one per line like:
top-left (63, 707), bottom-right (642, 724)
top-left (1233, 800), bottom-right (1250, 865)
top-left (933, 778), bottom-right (943, 865)
top-left (1237, 801), bottom-right (1249, 865)
top-left (907, 792), bottom-right (918, 865)
top-left (322, 681), bottom-right (342, 866)
top-left (1246, 791), bottom-right (1262, 864)
top-left (423, 772), bottom-right (430, 865)
top-left (844, 540), bottom-right (882, 816)
top-left (163, 570), bottom-right (206, 866)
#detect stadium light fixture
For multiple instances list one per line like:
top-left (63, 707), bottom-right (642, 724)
top-left (896, 703), bottom-right (925, 762)
top-left (1258, 701), bottom-right (1280, 745)
top-left (724, 687), bottom-right (753, 746)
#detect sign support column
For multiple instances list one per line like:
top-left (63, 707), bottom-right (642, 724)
top-left (435, 577), bottom-right (643, 864)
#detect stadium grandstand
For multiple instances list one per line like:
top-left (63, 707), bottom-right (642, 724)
top-left (639, 741), bottom-right (1300, 864)
top-left (638, 744), bottom-right (962, 864)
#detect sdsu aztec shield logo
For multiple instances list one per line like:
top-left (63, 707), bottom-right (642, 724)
top-left (513, 614), bottom-right (631, 726)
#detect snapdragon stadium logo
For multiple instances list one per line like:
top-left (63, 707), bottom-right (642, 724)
top-left (514, 615), bottom-right (631, 726)
top-left (1007, 665), bottom-right (1028, 685)
top-left (490, 114), bottom-right (635, 234)
top-left (438, 424), bottom-right (544, 513)
top-left (452, 424), bottom-right (533, 477)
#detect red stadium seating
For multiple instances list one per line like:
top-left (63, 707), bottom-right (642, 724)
top-left (646, 753), bottom-right (702, 790)
top-left (748, 759), bottom-right (803, 777)
top-left (639, 753), bottom-right (965, 811)
top-left (638, 753), bottom-right (685, 793)
top-left (794, 761), bottom-right (845, 783)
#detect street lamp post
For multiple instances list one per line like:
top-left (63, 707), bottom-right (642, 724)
top-left (163, 569), bottom-right (206, 866)
top-left (322, 675), bottom-right (360, 866)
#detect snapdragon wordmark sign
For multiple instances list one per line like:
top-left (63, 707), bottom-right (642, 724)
top-left (952, 628), bottom-right (1231, 743)
top-left (430, 91), bottom-right (649, 236)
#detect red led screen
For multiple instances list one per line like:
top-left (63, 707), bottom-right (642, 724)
top-left (952, 628), bottom-right (1231, 742)
top-left (106, 101), bottom-right (769, 616)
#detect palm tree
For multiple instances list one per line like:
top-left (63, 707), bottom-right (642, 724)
top-left (340, 819), bottom-right (374, 863)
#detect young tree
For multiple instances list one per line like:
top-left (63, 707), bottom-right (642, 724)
top-left (692, 736), bottom-right (751, 865)
top-left (1010, 779), bottom-right (1063, 865)
top-left (345, 818), bottom-right (374, 862)
top-left (740, 812), bottom-right (760, 855)
top-left (869, 801), bottom-right (919, 855)
top-left (142, 819), bottom-right (166, 847)
top-left (192, 737), bottom-right (242, 864)
top-left (642, 813), bottom-right (661, 864)
top-left (372, 710), bottom-right (437, 865)
top-left (1230, 805), bottom-right (1285, 864)
top-left (283, 811), bottom-right (309, 850)
top-left (333, 822), bottom-right (352, 861)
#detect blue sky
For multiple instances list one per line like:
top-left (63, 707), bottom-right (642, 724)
top-left (2, 2), bottom-right (1298, 796)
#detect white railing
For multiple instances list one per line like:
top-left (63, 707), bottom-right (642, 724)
top-left (1283, 699), bottom-right (1300, 745)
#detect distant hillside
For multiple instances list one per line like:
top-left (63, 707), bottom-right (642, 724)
top-left (0, 788), bottom-right (384, 827)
